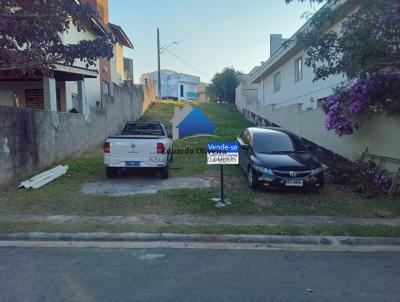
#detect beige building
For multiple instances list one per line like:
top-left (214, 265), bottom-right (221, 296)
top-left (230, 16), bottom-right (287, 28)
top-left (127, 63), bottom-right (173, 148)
top-left (110, 23), bottom-right (134, 86)
top-left (197, 83), bottom-right (210, 103)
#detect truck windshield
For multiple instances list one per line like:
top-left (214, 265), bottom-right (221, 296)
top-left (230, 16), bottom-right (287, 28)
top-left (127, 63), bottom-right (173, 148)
top-left (122, 123), bottom-right (165, 136)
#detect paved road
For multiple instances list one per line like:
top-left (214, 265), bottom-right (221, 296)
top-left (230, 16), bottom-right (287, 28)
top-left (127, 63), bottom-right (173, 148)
top-left (0, 246), bottom-right (399, 302)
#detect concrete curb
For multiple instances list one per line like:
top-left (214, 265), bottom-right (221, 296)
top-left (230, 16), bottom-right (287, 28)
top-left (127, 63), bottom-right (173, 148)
top-left (0, 232), bottom-right (400, 246)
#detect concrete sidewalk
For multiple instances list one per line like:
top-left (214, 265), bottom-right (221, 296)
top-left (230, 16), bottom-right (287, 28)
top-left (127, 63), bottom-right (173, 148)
top-left (1, 232), bottom-right (400, 249)
top-left (2, 214), bottom-right (400, 226)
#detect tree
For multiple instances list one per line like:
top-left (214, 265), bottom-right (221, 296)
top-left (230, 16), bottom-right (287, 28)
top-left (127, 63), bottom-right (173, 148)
top-left (210, 67), bottom-right (242, 103)
top-left (285, 0), bottom-right (399, 81)
top-left (284, 0), bottom-right (400, 135)
top-left (0, 0), bottom-right (114, 75)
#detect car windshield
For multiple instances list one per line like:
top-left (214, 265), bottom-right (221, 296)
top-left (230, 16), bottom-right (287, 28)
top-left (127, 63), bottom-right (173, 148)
top-left (253, 132), bottom-right (307, 154)
top-left (122, 123), bottom-right (165, 136)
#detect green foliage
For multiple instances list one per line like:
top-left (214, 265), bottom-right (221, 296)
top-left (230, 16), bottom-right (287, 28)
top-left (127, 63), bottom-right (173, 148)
top-left (285, 0), bottom-right (400, 81)
top-left (1, 219), bottom-right (400, 237)
top-left (0, 0), bottom-right (114, 74)
top-left (328, 159), bottom-right (392, 197)
top-left (209, 67), bottom-right (242, 103)
top-left (286, 0), bottom-right (400, 137)
top-left (140, 101), bottom-right (250, 178)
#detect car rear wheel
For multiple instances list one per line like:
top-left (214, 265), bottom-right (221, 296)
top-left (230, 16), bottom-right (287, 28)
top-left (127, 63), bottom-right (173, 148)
top-left (247, 166), bottom-right (259, 189)
top-left (106, 167), bottom-right (119, 178)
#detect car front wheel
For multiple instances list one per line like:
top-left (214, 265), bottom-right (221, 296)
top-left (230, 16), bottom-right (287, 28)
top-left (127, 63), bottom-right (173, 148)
top-left (247, 166), bottom-right (259, 189)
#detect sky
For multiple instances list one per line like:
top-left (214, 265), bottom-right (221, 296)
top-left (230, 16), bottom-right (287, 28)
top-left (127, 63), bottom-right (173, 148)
top-left (109, 0), bottom-right (322, 83)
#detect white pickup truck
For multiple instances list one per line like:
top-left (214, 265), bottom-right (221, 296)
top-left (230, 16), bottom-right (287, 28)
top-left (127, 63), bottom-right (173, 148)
top-left (103, 122), bottom-right (173, 178)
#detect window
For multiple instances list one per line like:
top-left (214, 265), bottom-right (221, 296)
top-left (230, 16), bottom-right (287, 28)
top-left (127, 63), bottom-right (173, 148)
top-left (102, 81), bottom-right (110, 95)
top-left (25, 89), bottom-right (61, 111)
top-left (71, 93), bottom-right (79, 110)
top-left (122, 122), bottom-right (165, 136)
top-left (253, 132), bottom-right (306, 154)
top-left (295, 57), bottom-right (303, 82)
top-left (180, 84), bottom-right (184, 98)
top-left (240, 130), bottom-right (249, 145)
top-left (273, 72), bottom-right (281, 93)
top-left (0, 91), bottom-right (13, 107)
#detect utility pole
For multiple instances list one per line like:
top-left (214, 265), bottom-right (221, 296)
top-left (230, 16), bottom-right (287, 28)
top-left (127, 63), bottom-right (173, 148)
top-left (157, 28), bottom-right (161, 99)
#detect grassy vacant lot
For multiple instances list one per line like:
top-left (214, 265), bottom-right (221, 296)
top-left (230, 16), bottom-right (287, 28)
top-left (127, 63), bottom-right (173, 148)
top-left (1, 101), bottom-right (400, 224)
top-left (138, 100), bottom-right (248, 177)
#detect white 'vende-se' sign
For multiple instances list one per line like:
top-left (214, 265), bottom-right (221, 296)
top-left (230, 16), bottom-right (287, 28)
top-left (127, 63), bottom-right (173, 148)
top-left (206, 142), bottom-right (239, 165)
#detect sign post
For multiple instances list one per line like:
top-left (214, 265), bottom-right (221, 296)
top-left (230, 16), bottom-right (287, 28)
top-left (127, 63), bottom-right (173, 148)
top-left (207, 142), bottom-right (239, 208)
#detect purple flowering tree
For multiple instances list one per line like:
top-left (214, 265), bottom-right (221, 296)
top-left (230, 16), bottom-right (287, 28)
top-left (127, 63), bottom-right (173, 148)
top-left (322, 73), bottom-right (400, 136)
top-left (285, 0), bottom-right (400, 136)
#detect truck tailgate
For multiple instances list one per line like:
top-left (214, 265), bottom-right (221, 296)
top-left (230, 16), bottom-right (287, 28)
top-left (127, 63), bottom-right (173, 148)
top-left (105, 136), bottom-right (167, 167)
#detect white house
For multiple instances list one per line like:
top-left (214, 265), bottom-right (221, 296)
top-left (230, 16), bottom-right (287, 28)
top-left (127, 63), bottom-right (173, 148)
top-left (249, 22), bottom-right (347, 111)
top-left (235, 66), bottom-right (260, 113)
top-left (236, 0), bottom-right (400, 167)
top-left (140, 70), bottom-right (200, 101)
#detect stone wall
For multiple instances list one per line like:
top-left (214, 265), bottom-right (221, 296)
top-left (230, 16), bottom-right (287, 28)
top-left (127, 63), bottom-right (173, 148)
top-left (103, 84), bottom-right (144, 136)
top-left (0, 83), bottom-right (145, 187)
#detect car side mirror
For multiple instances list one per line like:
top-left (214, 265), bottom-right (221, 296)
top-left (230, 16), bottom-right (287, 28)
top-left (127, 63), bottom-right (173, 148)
top-left (241, 144), bottom-right (249, 150)
top-left (306, 144), bottom-right (315, 152)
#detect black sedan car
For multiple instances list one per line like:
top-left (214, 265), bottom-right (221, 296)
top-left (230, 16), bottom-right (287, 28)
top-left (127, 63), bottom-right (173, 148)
top-left (237, 127), bottom-right (324, 190)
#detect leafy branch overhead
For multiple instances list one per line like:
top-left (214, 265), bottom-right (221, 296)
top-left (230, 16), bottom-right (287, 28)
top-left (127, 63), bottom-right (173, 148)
top-left (0, 0), bottom-right (114, 74)
top-left (285, 0), bottom-right (400, 136)
top-left (285, 0), bottom-right (400, 81)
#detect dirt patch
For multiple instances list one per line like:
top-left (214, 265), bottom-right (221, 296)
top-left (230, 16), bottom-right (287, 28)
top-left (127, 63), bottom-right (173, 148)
top-left (197, 171), bottom-right (248, 189)
top-left (80, 177), bottom-right (211, 196)
top-left (254, 198), bottom-right (274, 208)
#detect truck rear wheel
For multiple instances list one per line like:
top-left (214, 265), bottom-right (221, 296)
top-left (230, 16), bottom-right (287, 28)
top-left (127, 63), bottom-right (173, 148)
top-left (168, 150), bottom-right (174, 162)
top-left (159, 167), bottom-right (169, 179)
top-left (106, 167), bottom-right (119, 178)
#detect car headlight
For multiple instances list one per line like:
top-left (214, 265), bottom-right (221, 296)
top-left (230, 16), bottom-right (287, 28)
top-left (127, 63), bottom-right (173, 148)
top-left (311, 167), bottom-right (323, 174)
top-left (253, 164), bottom-right (274, 175)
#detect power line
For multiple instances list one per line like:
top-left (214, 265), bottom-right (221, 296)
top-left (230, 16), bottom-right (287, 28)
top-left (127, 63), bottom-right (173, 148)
top-left (276, 81), bottom-right (345, 106)
top-left (164, 49), bottom-right (212, 80)
top-left (133, 47), bottom-right (157, 68)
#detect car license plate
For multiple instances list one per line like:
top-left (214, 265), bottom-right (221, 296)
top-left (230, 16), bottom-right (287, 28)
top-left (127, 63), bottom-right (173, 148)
top-left (285, 179), bottom-right (303, 187)
top-left (125, 161), bottom-right (141, 167)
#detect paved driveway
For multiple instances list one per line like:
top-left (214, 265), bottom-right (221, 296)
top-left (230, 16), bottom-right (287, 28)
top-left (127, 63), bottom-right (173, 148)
top-left (80, 173), bottom-right (211, 196)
